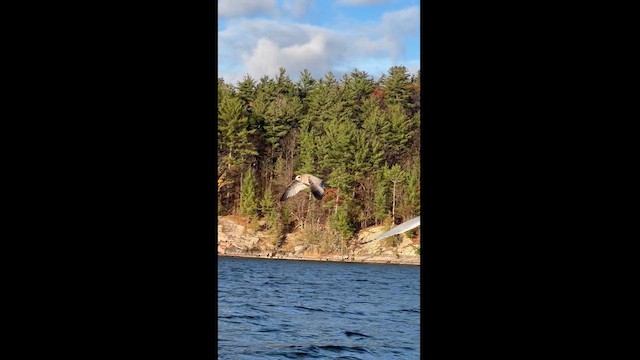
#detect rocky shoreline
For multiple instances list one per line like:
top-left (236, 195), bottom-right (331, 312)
top-left (219, 253), bottom-right (420, 265)
top-left (217, 215), bottom-right (421, 266)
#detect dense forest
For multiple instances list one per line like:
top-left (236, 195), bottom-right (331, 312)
top-left (218, 65), bottom-right (420, 254)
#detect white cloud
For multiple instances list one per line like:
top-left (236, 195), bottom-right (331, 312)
top-left (381, 5), bottom-right (420, 36)
top-left (219, 19), bottom-right (349, 83)
top-left (281, 0), bottom-right (314, 18)
top-left (242, 34), bottom-right (338, 80)
top-left (218, 0), bottom-right (277, 18)
top-left (218, 6), bottom-right (419, 84)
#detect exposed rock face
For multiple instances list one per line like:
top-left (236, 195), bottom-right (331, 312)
top-left (217, 216), bottom-right (266, 255)
top-left (217, 216), bottom-right (420, 265)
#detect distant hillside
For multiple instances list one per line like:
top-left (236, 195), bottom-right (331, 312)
top-left (218, 66), bottom-right (420, 251)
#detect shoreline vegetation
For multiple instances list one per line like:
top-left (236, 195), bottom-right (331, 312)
top-left (218, 66), bottom-right (420, 262)
top-left (218, 215), bottom-right (420, 266)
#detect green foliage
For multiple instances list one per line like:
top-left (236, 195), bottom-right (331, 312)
top-left (385, 164), bottom-right (406, 184)
top-left (384, 104), bottom-right (415, 164)
top-left (374, 172), bottom-right (389, 223)
top-left (236, 75), bottom-right (256, 112)
top-left (218, 96), bottom-right (258, 168)
top-left (275, 67), bottom-right (295, 96)
top-left (404, 164), bottom-right (420, 217)
top-left (295, 68), bottom-right (316, 100)
top-left (259, 186), bottom-right (278, 230)
top-left (239, 168), bottom-right (258, 219)
top-left (330, 205), bottom-right (355, 243)
top-left (382, 65), bottom-right (412, 109)
top-left (217, 65), bottom-right (420, 250)
top-left (340, 68), bottom-right (374, 124)
top-left (296, 127), bottom-right (317, 175)
top-left (321, 119), bottom-right (357, 173)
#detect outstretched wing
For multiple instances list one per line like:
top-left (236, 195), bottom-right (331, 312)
top-left (371, 216), bottom-right (421, 241)
top-left (309, 182), bottom-right (325, 199)
top-left (280, 180), bottom-right (308, 201)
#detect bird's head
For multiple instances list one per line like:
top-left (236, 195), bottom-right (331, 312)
top-left (294, 175), bottom-right (301, 181)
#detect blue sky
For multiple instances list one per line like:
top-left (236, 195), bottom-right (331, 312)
top-left (218, 0), bottom-right (420, 86)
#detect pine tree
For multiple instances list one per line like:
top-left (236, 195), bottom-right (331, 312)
top-left (275, 67), bottom-right (296, 96)
top-left (330, 205), bottom-right (355, 252)
top-left (362, 99), bottom-right (391, 144)
top-left (295, 68), bottom-right (316, 106)
top-left (218, 94), bottom-right (259, 212)
top-left (236, 75), bottom-right (257, 113)
top-left (382, 65), bottom-right (412, 110)
top-left (341, 68), bottom-right (374, 126)
top-left (239, 168), bottom-right (258, 219)
top-left (320, 118), bottom-right (356, 173)
top-left (259, 186), bottom-right (278, 231)
top-left (217, 78), bottom-right (234, 104)
top-left (217, 65), bottom-right (421, 249)
top-left (300, 71), bottom-right (345, 135)
top-left (272, 156), bottom-right (291, 193)
top-left (218, 96), bottom-right (258, 169)
top-left (385, 104), bottom-right (415, 164)
top-left (296, 127), bottom-right (317, 175)
top-left (386, 164), bottom-right (406, 222)
top-left (325, 165), bottom-right (355, 232)
top-left (409, 70), bottom-right (421, 116)
top-left (399, 162), bottom-right (420, 219)
top-left (373, 171), bottom-right (389, 224)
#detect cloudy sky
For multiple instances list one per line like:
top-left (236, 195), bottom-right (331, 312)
top-left (218, 0), bottom-right (420, 86)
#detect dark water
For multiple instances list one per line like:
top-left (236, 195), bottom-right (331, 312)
top-left (218, 256), bottom-right (420, 359)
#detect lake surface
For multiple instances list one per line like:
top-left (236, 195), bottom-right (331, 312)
top-left (218, 256), bottom-right (420, 359)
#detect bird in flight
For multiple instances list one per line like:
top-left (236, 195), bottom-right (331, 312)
top-left (370, 216), bottom-right (421, 242)
top-left (280, 174), bottom-right (327, 201)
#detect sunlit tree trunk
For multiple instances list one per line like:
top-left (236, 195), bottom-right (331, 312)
top-left (392, 179), bottom-right (397, 221)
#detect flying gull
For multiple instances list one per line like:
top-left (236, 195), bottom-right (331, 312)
top-left (370, 216), bottom-right (421, 242)
top-left (280, 174), bottom-right (327, 201)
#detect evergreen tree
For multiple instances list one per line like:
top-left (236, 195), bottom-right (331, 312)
top-left (275, 67), bottom-right (296, 96)
top-left (341, 68), bottom-right (374, 125)
top-left (262, 94), bottom-right (302, 181)
top-left (385, 164), bottom-right (406, 221)
top-left (384, 104), bottom-right (415, 164)
top-left (351, 130), bottom-right (383, 193)
top-left (300, 71), bottom-right (344, 134)
top-left (382, 65), bottom-right (412, 110)
top-left (272, 156), bottom-right (291, 193)
top-left (217, 65), bottom-right (421, 249)
top-left (373, 171), bottom-right (389, 224)
top-left (362, 99), bottom-right (391, 144)
top-left (296, 127), bottom-right (317, 175)
top-left (218, 96), bottom-right (258, 170)
top-left (409, 110), bottom-right (421, 159)
top-left (236, 75), bottom-right (257, 113)
top-left (330, 205), bottom-right (355, 250)
top-left (217, 77), bottom-right (234, 104)
top-left (320, 118), bottom-right (356, 173)
top-left (409, 70), bottom-right (421, 116)
top-left (295, 68), bottom-right (316, 105)
top-left (405, 163), bottom-right (420, 217)
top-left (256, 75), bottom-right (277, 103)
top-left (259, 186), bottom-right (278, 231)
top-left (239, 168), bottom-right (258, 219)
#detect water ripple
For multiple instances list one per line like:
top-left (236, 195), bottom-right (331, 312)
top-left (218, 257), bottom-right (420, 359)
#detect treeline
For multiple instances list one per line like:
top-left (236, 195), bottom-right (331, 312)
top-left (218, 66), bottom-right (420, 252)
